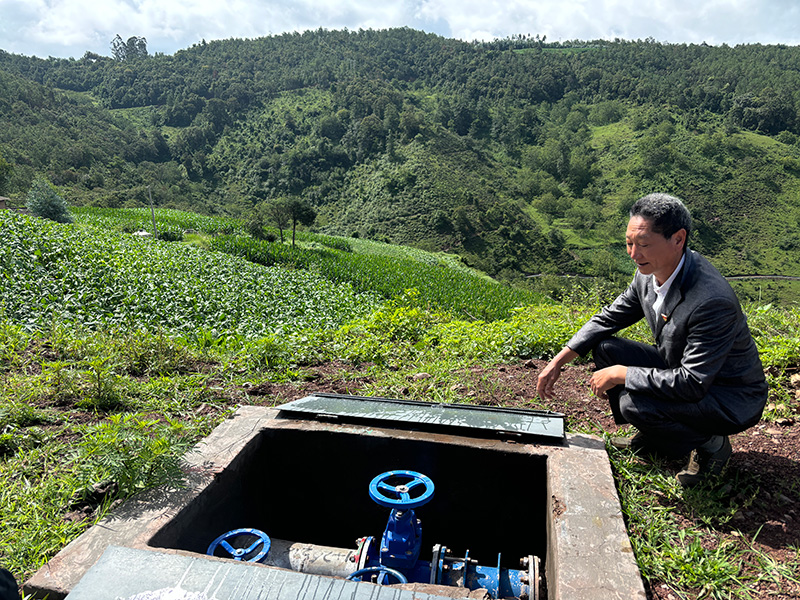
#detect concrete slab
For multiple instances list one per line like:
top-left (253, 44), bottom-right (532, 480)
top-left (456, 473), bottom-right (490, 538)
top-left (65, 546), bottom-right (456, 600)
top-left (545, 435), bottom-right (645, 600)
top-left (25, 404), bottom-right (646, 600)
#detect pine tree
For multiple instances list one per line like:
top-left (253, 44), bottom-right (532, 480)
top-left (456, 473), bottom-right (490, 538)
top-left (26, 176), bottom-right (73, 223)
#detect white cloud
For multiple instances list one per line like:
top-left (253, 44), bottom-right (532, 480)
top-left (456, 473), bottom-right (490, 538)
top-left (0, 0), bottom-right (799, 58)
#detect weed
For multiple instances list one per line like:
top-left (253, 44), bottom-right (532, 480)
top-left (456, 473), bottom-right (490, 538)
top-left (681, 473), bottom-right (760, 528)
top-left (0, 320), bottom-right (29, 373)
top-left (235, 335), bottom-right (291, 371)
top-left (71, 414), bottom-right (194, 499)
top-left (0, 425), bottom-right (46, 457)
top-left (76, 356), bottom-right (123, 411)
top-left (742, 528), bottom-right (800, 593)
top-left (117, 330), bottom-right (192, 376)
top-left (664, 531), bottom-right (744, 596)
top-left (182, 233), bottom-right (212, 249)
top-left (41, 360), bottom-right (78, 402)
top-left (0, 399), bottom-right (49, 429)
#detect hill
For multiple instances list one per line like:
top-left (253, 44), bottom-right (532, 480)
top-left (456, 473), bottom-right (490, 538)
top-left (2, 30), bottom-right (800, 298)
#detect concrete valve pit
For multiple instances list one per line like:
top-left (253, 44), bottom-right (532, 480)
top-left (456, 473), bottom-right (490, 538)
top-left (25, 393), bottom-right (646, 600)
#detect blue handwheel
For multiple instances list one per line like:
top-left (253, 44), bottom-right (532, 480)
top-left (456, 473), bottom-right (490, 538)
top-left (207, 528), bottom-right (271, 562)
top-left (347, 566), bottom-right (409, 585)
top-left (369, 470), bottom-right (434, 509)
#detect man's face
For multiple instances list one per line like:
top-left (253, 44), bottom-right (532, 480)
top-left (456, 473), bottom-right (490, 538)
top-left (625, 216), bottom-right (685, 285)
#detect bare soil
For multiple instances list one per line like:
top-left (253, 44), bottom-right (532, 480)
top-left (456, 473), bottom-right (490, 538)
top-left (245, 359), bottom-right (800, 600)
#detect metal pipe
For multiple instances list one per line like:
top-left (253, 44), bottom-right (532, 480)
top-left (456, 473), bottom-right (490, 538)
top-left (248, 537), bottom-right (537, 598)
top-left (260, 538), bottom-right (359, 579)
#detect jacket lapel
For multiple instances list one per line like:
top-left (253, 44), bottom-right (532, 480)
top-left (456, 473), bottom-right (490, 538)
top-left (654, 250), bottom-right (695, 340)
top-left (641, 276), bottom-right (658, 334)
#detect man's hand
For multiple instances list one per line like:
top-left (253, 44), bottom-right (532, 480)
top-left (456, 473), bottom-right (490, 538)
top-left (537, 347), bottom-right (578, 400)
top-left (590, 365), bottom-right (627, 399)
top-left (536, 360), bottom-right (562, 400)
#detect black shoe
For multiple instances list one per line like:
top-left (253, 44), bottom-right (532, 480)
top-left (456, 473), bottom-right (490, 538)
top-left (676, 436), bottom-right (732, 488)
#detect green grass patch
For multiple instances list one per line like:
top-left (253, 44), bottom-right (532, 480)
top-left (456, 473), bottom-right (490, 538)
top-left (608, 444), bottom-right (800, 598)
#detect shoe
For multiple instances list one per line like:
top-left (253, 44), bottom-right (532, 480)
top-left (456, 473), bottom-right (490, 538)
top-left (676, 436), bottom-right (732, 488)
top-left (610, 431), bottom-right (649, 451)
top-left (610, 431), bottom-right (677, 462)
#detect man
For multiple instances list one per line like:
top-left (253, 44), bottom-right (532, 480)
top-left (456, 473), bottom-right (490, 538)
top-left (537, 193), bottom-right (767, 487)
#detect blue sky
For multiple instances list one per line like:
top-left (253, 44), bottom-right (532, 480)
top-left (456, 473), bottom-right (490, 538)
top-left (1, 0), bottom-right (799, 59)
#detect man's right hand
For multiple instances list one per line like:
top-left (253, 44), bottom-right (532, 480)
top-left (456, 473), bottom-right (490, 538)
top-left (536, 347), bottom-right (579, 400)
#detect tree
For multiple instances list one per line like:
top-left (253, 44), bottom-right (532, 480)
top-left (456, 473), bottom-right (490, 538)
top-left (0, 153), bottom-right (13, 195)
top-left (111, 35), bottom-right (148, 61)
top-left (355, 114), bottom-right (385, 160)
top-left (264, 198), bottom-right (291, 242)
top-left (26, 176), bottom-right (73, 223)
top-left (286, 198), bottom-right (317, 247)
top-left (245, 212), bottom-right (267, 240)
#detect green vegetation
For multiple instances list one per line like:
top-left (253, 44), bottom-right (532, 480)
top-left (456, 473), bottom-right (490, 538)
top-left (68, 206), bottom-right (543, 320)
top-left (1, 209), bottom-right (798, 599)
top-left (25, 176), bottom-right (73, 224)
top-left (1, 211), bottom-right (379, 337)
top-left (71, 206), bottom-right (244, 237)
top-left (2, 31), bottom-right (800, 298)
top-left (608, 449), bottom-right (799, 599)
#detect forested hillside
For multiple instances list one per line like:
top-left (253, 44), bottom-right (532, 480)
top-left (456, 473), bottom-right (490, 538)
top-left (2, 30), bottom-right (800, 295)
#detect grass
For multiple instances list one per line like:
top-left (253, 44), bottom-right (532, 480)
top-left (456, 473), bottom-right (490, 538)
top-left (607, 446), bottom-right (800, 599)
top-left (0, 323), bottom-right (234, 582)
top-left (1, 208), bottom-right (799, 599)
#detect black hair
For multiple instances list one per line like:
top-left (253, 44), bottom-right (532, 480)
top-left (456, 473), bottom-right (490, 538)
top-left (629, 193), bottom-right (692, 247)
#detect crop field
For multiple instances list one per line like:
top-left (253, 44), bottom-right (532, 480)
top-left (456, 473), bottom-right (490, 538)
top-left (1, 212), bottom-right (381, 337)
top-left (209, 234), bottom-right (543, 321)
top-left (70, 206), bottom-right (245, 238)
top-left (72, 206), bottom-right (353, 251)
top-left (72, 206), bottom-right (545, 321)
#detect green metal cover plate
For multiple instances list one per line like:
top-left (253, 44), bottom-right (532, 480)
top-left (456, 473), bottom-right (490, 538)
top-left (65, 546), bottom-right (455, 600)
top-left (277, 393), bottom-right (565, 441)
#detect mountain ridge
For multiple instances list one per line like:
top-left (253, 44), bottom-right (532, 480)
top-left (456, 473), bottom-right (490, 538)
top-left (2, 29), bottom-right (800, 299)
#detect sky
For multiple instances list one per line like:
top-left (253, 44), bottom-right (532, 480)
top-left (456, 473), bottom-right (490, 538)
top-left (1, 0), bottom-right (799, 59)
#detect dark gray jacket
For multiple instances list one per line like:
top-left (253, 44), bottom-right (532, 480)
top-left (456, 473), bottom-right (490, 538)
top-left (568, 249), bottom-right (767, 429)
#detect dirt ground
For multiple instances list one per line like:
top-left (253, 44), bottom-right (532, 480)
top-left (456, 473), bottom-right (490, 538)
top-left (245, 359), bottom-right (800, 600)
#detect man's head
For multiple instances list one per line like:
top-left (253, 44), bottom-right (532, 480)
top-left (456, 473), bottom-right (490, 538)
top-left (629, 193), bottom-right (692, 247)
top-left (626, 193), bottom-right (691, 284)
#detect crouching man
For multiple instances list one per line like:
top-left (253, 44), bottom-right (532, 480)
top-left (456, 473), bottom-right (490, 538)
top-left (537, 193), bottom-right (767, 487)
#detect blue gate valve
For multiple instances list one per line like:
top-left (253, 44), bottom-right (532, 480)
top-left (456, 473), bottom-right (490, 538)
top-left (206, 528), bottom-right (271, 563)
top-left (368, 470), bottom-right (434, 570)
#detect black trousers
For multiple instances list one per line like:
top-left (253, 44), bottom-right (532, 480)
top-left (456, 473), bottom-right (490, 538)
top-left (593, 337), bottom-right (713, 457)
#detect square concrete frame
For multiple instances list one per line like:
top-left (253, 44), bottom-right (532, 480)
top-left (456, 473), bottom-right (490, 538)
top-left (25, 405), bottom-right (646, 600)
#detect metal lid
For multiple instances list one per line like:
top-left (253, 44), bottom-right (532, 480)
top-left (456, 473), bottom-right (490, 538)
top-left (276, 393), bottom-right (565, 441)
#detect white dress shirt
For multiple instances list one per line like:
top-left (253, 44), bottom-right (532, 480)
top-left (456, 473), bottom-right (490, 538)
top-left (652, 253), bottom-right (686, 317)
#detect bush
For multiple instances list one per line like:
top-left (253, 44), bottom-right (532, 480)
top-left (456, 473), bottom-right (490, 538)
top-left (245, 218), bottom-right (267, 240)
top-left (157, 226), bottom-right (184, 242)
top-left (26, 176), bottom-right (73, 223)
